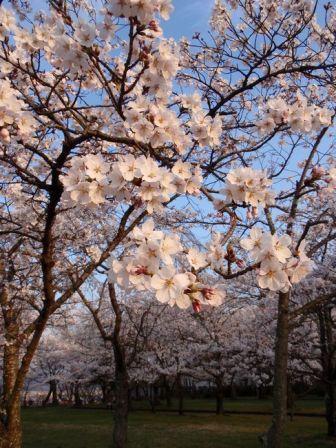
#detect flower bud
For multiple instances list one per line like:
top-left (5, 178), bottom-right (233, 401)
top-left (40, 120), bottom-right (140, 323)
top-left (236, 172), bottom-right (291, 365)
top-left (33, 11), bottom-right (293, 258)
top-left (225, 244), bottom-right (236, 262)
top-left (236, 259), bottom-right (245, 269)
top-left (131, 265), bottom-right (149, 276)
top-left (148, 20), bottom-right (159, 32)
top-left (192, 299), bottom-right (201, 313)
top-left (201, 287), bottom-right (214, 300)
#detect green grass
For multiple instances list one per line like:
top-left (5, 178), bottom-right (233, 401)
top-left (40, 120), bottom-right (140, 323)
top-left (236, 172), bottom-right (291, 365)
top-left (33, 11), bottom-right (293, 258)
top-left (22, 402), bottom-right (334, 448)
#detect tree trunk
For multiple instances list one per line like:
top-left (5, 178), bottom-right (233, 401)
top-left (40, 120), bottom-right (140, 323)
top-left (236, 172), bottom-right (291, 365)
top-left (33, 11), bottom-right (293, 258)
top-left (42, 386), bottom-right (51, 407)
top-left (264, 291), bottom-right (290, 448)
top-left (149, 386), bottom-right (156, 413)
top-left (74, 382), bottom-right (82, 408)
top-left (0, 332), bottom-right (22, 448)
top-left (112, 368), bottom-right (129, 448)
top-left (287, 382), bottom-right (294, 422)
top-left (230, 378), bottom-right (237, 400)
top-left (216, 380), bottom-right (224, 414)
top-left (177, 374), bottom-right (184, 416)
top-left (43, 379), bottom-right (59, 407)
top-left (164, 379), bottom-right (172, 408)
top-left (0, 397), bottom-right (22, 448)
top-left (128, 388), bottom-right (133, 412)
top-left (109, 284), bottom-right (129, 448)
top-left (317, 306), bottom-right (336, 438)
top-left (326, 383), bottom-right (336, 437)
top-left (101, 383), bottom-right (107, 404)
top-left (51, 380), bottom-right (59, 406)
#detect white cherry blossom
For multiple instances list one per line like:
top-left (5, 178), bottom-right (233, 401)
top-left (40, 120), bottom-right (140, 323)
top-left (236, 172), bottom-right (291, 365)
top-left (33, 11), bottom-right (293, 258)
top-left (150, 266), bottom-right (191, 307)
top-left (187, 248), bottom-right (208, 270)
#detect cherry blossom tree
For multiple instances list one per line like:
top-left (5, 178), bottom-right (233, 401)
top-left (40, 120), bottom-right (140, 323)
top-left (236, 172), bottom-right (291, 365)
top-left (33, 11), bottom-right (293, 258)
top-left (288, 256), bottom-right (336, 436)
top-left (1, 1), bottom-right (336, 448)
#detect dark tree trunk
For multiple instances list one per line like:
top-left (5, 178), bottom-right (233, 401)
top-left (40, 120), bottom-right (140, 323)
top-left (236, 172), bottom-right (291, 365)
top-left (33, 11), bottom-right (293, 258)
top-left (216, 380), bottom-right (224, 414)
top-left (177, 374), bottom-right (184, 416)
top-left (51, 380), bottom-right (58, 406)
top-left (317, 306), bottom-right (336, 438)
top-left (74, 382), bottom-right (82, 408)
top-left (43, 380), bottom-right (59, 406)
top-left (287, 383), bottom-right (294, 422)
top-left (326, 384), bottom-right (336, 437)
top-left (230, 379), bottom-right (237, 401)
top-left (149, 386), bottom-right (156, 413)
top-left (153, 385), bottom-right (160, 406)
top-left (0, 301), bottom-right (22, 448)
top-left (166, 392), bottom-right (172, 408)
top-left (113, 368), bottom-right (129, 448)
top-left (264, 291), bottom-right (290, 448)
top-left (109, 284), bottom-right (129, 448)
top-left (164, 378), bottom-right (172, 408)
top-left (101, 383), bottom-right (107, 404)
top-left (128, 387), bottom-right (133, 412)
top-left (42, 386), bottom-right (51, 407)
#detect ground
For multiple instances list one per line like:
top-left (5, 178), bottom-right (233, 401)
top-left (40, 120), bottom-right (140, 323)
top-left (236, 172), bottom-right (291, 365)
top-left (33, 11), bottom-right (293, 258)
top-left (23, 399), bottom-right (334, 448)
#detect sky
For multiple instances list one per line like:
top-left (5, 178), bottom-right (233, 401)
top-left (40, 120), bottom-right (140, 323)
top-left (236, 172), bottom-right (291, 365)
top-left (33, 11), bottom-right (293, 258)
top-left (163, 0), bottom-right (214, 39)
top-left (24, 0), bottom-right (214, 39)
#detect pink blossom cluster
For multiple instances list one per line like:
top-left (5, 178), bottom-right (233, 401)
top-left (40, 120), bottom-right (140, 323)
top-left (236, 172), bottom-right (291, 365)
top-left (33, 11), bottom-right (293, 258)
top-left (0, 78), bottom-right (37, 144)
top-left (217, 167), bottom-right (275, 216)
top-left (241, 229), bottom-right (313, 291)
top-left (110, 219), bottom-right (225, 310)
top-left (257, 97), bottom-right (332, 135)
top-left (61, 154), bottom-right (202, 213)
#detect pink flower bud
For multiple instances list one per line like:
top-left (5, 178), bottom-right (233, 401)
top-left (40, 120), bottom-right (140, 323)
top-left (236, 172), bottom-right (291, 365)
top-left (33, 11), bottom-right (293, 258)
top-left (192, 299), bottom-right (201, 313)
top-left (131, 265), bottom-right (149, 276)
top-left (201, 288), bottom-right (214, 300)
top-left (148, 20), bottom-right (159, 32)
top-left (236, 259), bottom-right (245, 269)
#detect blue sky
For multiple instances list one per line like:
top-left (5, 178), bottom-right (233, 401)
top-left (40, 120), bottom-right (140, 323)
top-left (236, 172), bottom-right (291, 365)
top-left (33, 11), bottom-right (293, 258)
top-left (25, 0), bottom-right (213, 39)
top-left (163, 0), bottom-right (214, 39)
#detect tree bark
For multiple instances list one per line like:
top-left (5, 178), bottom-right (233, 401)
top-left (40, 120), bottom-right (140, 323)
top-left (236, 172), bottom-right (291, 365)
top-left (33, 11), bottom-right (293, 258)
top-left (112, 368), bottom-right (129, 448)
top-left (177, 374), bottom-right (184, 416)
top-left (317, 306), bottom-right (336, 437)
top-left (109, 284), bottom-right (129, 448)
top-left (216, 380), bottom-right (224, 415)
top-left (164, 378), bottom-right (172, 408)
top-left (287, 382), bottom-right (294, 422)
top-left (73, 382), bottom-right (82, 408)
top-left (149, 385), bottom-right (156, 413)
top-left (230, 378), bottom-right (237, 400)
top-left (0, 325), bottom-right (22, 448)
top-left (264, 291), bottom-right (290, 448)
top-left (326, 383), bottom-right (336, 437)
top-left (43, 380), bottom-right (59, 407)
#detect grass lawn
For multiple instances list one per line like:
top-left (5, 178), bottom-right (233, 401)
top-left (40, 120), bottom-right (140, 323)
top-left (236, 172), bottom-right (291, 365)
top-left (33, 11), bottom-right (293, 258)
top-left (132, 397), bottom-right (325, 414)
top-left (23, 402), bottom-right (334, 448)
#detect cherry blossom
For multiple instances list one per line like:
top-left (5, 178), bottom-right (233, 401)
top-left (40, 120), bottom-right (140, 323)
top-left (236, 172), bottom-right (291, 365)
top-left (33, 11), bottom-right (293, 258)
top-left (241, 230), bottom-right (313, 291)
top-left (151, 266), bottom-right (191, 308)
top-left (221, 167), bottom-right (274, 212)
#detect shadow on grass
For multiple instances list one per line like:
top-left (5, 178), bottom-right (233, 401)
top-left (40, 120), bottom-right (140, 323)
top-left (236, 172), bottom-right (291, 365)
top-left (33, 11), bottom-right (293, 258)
top-left (22, 406), bottom-right (334, 448)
